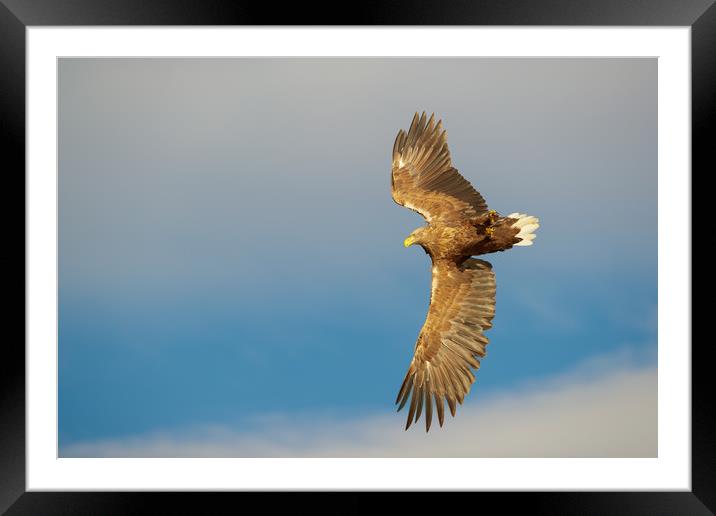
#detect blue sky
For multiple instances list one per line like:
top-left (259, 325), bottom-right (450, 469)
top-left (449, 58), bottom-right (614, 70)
top-left (58, 58), bottom-right (656, 456)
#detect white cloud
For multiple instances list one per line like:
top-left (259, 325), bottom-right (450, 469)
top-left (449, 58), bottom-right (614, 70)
top-left (62, 351), bottom-right (656, 458)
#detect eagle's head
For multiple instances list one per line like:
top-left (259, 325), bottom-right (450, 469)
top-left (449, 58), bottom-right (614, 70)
top-left (403, 227), bottom-right (429, 248)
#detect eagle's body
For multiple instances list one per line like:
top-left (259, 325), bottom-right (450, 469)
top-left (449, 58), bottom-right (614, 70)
top-left (392, 112), bottom-right (539, 431)
top-left (396, 214), bottom-right (523, 262)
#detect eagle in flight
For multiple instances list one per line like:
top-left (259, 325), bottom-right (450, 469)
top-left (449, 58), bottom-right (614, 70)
top-left (392, 112), bottom-right (539, 431)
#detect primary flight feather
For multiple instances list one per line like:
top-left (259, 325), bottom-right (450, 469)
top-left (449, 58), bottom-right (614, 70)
top-left (392, 112), bottom-right (540, 431)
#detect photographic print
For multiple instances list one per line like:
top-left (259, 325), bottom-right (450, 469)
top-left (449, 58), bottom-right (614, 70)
top-left (58, 57), bottom-right (657, 458)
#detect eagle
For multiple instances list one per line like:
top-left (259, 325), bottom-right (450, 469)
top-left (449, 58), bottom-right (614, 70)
top-left (392, 112), bottom-right (539, 431)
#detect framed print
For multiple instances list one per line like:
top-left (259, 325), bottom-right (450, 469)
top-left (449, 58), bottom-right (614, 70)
top-left (4, 0), bottom-right (709, 513)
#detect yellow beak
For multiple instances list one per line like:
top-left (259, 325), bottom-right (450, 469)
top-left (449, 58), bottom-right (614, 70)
top-left (403, 236), bottom-right (415, 247)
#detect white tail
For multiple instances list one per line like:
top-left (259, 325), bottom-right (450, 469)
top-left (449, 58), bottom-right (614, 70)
top-left (508, 213), bottom-right (539, 246)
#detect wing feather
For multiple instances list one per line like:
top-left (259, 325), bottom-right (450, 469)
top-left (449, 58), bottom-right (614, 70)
top-left (424, 385), bottom-right (433, 432)
top-left (434, 392), bottom-right (445, 427)
top-left (392, 112), bottom-right (488, 223)
top-left (396, 259), bottom-right (496, 431)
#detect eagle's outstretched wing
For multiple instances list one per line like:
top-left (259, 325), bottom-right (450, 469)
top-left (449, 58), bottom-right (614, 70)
top-left (392, 112), bottom-right (489, 223)
top-left (396, 258), bottom-right (496, 431)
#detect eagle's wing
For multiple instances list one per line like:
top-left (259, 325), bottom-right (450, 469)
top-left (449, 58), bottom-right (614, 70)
top-left (396, 258), bottom-right (496, 431)
top-left (392, 112), bottom-right (489, 223)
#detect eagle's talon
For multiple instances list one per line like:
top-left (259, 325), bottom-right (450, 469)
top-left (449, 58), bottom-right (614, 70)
top-left (485, 227), bottom-right (495, 237)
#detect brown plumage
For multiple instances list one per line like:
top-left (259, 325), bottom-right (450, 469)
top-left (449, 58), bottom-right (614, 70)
top-left (392, 112), bottom-right (540, 431)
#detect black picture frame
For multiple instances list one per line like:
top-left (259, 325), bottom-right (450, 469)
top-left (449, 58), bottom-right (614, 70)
top-left (3, 1), bottom-right (708, 513)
